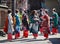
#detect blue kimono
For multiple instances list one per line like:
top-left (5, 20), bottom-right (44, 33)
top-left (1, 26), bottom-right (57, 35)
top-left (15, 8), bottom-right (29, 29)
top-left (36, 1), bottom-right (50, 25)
top-left (15, 14), bottom-right (20, 33)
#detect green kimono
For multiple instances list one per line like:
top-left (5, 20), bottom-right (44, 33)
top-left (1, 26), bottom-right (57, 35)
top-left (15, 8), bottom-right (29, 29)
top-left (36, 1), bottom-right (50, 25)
top-left (18, 12), bottom-right (22, 25)
top-left (52, 12), bottom-right (58, 27)
top-left (29, 15), bottom-right (35, 23)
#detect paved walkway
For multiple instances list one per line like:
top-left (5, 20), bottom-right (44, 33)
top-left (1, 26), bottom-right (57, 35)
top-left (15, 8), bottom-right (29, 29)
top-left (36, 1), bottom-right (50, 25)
top-left (0, 31), bottom-right (60, 44)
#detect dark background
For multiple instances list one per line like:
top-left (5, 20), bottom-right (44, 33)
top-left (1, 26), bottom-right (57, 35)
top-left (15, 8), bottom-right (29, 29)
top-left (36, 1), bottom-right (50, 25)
top-left (28, 0), bottom-right (42, 10)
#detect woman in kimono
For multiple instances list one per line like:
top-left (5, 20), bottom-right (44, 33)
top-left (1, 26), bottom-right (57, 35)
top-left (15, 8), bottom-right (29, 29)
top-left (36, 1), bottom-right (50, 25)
top-left (39, 8), bottom-right (45, 34)
top-left (41, 9), bottom-right (50, 40)
top-left (29, 11), bottom-right (35, 33)
top-left (18, 10), bottom-right (23, 30)
top-left (22, 11), bottom-right (29, 38)
top-left (52, 8), bottom-right (58, 35)
top-left (15, 9), bottom-right (20, 39)
top-left (29, 10), bottom-right (39, 39)
top-left (7, 9), bottom-right (14, 41)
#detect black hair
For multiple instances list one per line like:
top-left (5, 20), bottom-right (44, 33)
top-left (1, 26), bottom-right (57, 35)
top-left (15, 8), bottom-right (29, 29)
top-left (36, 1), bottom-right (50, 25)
top-left (15, 9), bottom-right (18, 13)
top-left (53, 10), bottom-right (56, 12)
top-left (45, 11), bottom-right (48, 13)
top-left (8, 9), bottom-right (11, 14)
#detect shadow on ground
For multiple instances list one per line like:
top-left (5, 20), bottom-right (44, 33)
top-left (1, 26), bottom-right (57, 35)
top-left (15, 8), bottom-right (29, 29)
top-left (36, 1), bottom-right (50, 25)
top-left (0, 38), bottom-right (45, 43)
top-left (0, 39), bottom-right (8, 43)
top-left (49, 38), bottom-right (60, 44)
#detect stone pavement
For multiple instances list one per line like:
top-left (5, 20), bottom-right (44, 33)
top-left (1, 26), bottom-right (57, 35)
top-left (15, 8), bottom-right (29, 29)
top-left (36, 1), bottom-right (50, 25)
top-left (0, 31), bottom-right (60, 44)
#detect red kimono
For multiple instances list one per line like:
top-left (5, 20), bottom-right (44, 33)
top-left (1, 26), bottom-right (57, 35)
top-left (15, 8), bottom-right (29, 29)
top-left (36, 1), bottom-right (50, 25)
top-left (42, 14), bottom-right (50, 39)
top-left (4, 17), bottom-right (8, 33)
top-left (23, 27), bottom-right (28, 38)
top-left (4, 16), bottom-right (12, 41)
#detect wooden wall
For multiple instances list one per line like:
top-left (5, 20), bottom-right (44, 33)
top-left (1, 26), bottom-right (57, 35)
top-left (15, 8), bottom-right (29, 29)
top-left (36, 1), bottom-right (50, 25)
top-left (0, 6), bottom-right (8, 29)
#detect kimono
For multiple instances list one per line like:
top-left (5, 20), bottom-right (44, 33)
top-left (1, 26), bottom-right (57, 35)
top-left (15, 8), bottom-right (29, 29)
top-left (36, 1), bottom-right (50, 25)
top-left (4, 16), bottom-right (8, 33)
top-left (18, 12), bottom-right (23, 30)
top-left (42, 14), bottom-right (50, 39)
top-left (18, 12), bottom-right (22, 25)
top-left (52, 12), bottom-right (58, 34)
top-left (23, 27), bottom-right (28, 38)
top-left (22, 13), bottom-right (29, 30)
top-left (8, 13), bottom-right (13, 41)
top-left (29, 15), bottom-right (35, 32)
top-left (39, 17), bottom-right (44, 34)
top-left (29, 14), bottom-right (39, 38)
top-left (22, 13), bottom-right (29, 38)
top-left (15, 14), bottom-right (20, 39)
